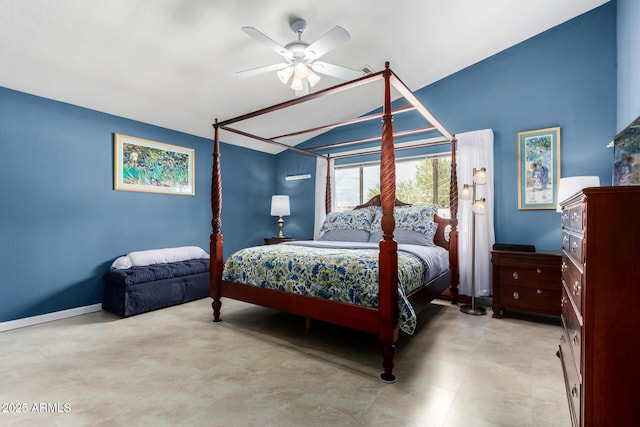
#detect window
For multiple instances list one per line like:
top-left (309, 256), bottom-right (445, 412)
top-left (335, 154), bottom-right (452, 212)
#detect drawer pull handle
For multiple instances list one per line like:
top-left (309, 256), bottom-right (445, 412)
top-left (573, 331), bottom-right (579, 346)
top-left (561, 262), bottom-right (567, 272)
top-left (512, 291), bottom-right (519, 300)
top-left (560, 335), bottom-right (566, 343)
top-left (561, 296), bottom-right (566, 307)
top-left (512, 272), bottom-right (519, 280)
top-left (537, 289), bottom-right (542, 294)
top-left (573, 281), bottom-right (581, 296)
top-left (571, 385), bottom-right (578, 397)
top-left (571, 242), bottom-right (578, 251)
top-left (563, 236), bottom-right (569, 243)
top-left (536, 268), bottom-right (541, 274)
top-left (572, 212), bottom-right (579, 222)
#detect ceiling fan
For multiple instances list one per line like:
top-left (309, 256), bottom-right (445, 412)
top-left (237, 18), bottom-right (364, 96)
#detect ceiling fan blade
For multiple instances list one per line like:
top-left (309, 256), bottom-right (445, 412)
top-left (304, 26), bottom-right (350, 60)
top-left (241, 27), bottom-right (291, 59)
top-left (310, 61), bottom-right (364, 81)
top-left (236, 63), bottom-right (290, 78)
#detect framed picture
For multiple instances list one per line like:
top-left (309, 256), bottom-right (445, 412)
top-left (114, 133), bottom-right (194, 195)
top-left (518, 127), bottom-right (560, 210)
top-left (612, 115), bottom-right (640, 186)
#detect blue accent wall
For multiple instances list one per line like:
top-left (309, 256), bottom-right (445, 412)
top-left (276, 2), bottom-right (617, 253)
top-left (617, 0), bottom-right (640, 129)
top-left (0, 88), bottom-right (274, 322)
top-left (0, 2), bottom-right (620, 323)
top-left (219, 142), bottom-right (277, 252)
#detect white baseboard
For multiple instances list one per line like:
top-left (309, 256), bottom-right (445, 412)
top-left (0, 303), bottom-right (103, 332)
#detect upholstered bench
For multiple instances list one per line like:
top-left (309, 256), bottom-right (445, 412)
top-left (102, 246), bottom-right (210, 317)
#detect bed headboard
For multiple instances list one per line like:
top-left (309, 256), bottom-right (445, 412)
top-left (353, 194), bottom-right (411, 209)
top-left (352, 195), bottom-right (454, 251)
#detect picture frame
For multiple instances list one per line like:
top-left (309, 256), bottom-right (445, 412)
top-left (612, 115), bottom-right (640, 186)
top-left (114, 133), bottom-right (195, 195)
top-left (517, 127), bottom-right (560, 210)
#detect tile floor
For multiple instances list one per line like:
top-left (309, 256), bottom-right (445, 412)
top-left (0, 298), bottom-right (570, 427)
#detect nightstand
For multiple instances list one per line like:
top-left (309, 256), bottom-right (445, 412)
top-left (491, 250), bottom-right (561, 319)
top-left (264, 237), bottom-right (296, 245)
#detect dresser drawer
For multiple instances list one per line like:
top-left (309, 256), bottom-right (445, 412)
top-left (558, 344), bottom-right (580, 427)
top-left (562, 255), bottom-right (583, 314)
top-left (561, 210), bottom-right (570, 228)
top-left (561, 283), bottom-right (582, 376)
top-left (561, 231), bottom-right (584, 262)
top-left (561, 231), bottom-right (570, 253)
top-left (567, 234), bottom-right (583, 265)
top-left (568, 206), bottom-right (583, 230)
top-left (499, 284), bottom-right (561, 315)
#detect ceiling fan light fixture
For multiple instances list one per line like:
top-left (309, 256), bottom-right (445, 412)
top-left (238, 19), bottom-right (354, 96)
top-left (306, 69), bottom-right (320, 87)
top-left (293, 62), bottom-right (309, 79)
top-left (277, 66), bottom-right (294, 84)
top-left (290, 76), bottom-right (304, 91)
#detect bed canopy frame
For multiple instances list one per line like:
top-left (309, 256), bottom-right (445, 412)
top-left (210, 62), bottom-right (459, 382)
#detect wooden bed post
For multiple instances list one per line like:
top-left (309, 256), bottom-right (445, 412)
top-left (378, 62), bottom-right (400, 384)
top-left (325, 155), bottom-right (332, 214)
top-left (449, 137), bottom-right (460, 304)
top-left (210, 119), bottom-right (224, 322)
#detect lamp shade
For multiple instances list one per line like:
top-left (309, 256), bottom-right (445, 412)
top-left (473, 168), bottom-right (488, 185)
top-left (270, 195), bottom-right (290, 216)
top-left (460, 184), bottom-right (472, 200)
top-left (277, 66), bottom-right (294, 84)
top-left (306, 69), bottom-right (321, 87)
top-left (556, 176), bottom-right (600, 212)
top-left (472, 198), bottom-right (486, 215)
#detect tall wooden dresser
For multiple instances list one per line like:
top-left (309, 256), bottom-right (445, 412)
top-left (557, 186), bottom-right (640, 427)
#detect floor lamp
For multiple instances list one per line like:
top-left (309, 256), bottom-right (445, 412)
top-left (460, 167), bottom-right (487, 316)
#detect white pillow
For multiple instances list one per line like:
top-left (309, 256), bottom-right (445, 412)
top-left (111, 256), bottom-right (132, 270)
top-left (110, 246), bottom-right (209, 270)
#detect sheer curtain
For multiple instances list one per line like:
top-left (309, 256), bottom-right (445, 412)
top-left (314, 157), bottom-right (335, 239)
top-left (457, 129), bottom-right (495, 297)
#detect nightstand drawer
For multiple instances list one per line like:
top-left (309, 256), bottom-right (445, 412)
top-left (498, 284), bottom-right (561, 315)
top-left (499, 267), bottom-right (559, 290)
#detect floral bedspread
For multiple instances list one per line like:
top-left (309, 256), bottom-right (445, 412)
top-left (222, 241), bottom-right (449, 334)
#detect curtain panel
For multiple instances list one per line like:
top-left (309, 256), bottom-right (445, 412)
top-left (457, 129), bottom-right (495, 297)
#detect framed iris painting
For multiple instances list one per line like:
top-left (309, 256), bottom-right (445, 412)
top-left (517, 127), bottom-right (560, 210)
top-left (114, 133), bottom-right (195, 195)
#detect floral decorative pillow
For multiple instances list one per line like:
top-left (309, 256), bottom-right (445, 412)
top-left (320, 209), bottom-right (376, 233)
top-left (371, 205), bottom-right (438, 235)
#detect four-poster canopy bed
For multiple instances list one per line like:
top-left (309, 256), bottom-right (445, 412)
top-left (210, 62), bottom-right (459, 383)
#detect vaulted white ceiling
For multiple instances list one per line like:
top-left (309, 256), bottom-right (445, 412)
top-left (0, 0), bottom-right (609, 153)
